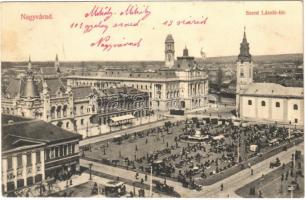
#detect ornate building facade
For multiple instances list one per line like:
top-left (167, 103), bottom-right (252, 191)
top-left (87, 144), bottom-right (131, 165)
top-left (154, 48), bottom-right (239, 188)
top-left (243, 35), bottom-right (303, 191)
top-left (66, 34), bottom-right (209, 112)
top-left (2, 58), bottom-right (150, 137)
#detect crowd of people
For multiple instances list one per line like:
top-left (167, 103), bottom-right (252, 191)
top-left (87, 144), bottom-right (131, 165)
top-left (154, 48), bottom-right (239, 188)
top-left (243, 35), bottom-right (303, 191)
top-left (84, 118), bottom-right (303, 189)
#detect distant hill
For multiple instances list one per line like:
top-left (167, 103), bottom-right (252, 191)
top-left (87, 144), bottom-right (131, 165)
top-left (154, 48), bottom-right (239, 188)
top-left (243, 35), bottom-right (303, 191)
top-left (201, 53), bottom-right (303, 64)
top-left (2, 53), bottom-right (303, 70)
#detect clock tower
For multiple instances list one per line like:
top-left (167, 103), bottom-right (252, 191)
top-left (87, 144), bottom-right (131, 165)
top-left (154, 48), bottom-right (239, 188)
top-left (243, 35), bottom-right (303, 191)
top-left (165, 34), bottom-right (175, 68)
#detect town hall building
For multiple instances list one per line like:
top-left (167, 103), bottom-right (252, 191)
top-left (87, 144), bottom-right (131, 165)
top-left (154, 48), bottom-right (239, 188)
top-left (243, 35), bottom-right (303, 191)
top-left (66, 34), bottom-right (209, 112)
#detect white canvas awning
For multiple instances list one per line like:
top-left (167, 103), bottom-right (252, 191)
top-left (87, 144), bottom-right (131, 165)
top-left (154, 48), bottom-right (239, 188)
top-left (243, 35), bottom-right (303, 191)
top-left (213, 135), bottom-right (225, 140)
top-left (111, 114), bottom-right (135, 122)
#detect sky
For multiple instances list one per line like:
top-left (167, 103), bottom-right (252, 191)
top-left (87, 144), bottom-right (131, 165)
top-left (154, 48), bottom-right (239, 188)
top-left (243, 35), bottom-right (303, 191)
top-left (1, 1), bottom-right (303, 61)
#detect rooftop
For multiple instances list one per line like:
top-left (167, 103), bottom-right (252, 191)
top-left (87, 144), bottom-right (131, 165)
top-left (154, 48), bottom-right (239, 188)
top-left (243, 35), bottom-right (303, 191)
top-left (240, 83), bottom-right (304, 98)
top-left (2, 114), bottom-right (82, 152)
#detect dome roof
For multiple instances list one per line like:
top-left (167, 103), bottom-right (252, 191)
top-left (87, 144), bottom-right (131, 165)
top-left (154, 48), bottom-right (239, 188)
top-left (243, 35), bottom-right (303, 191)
top-left (22, 77), bottom-right (40, 98)
top-left (165, 34), bottom-right (174, 43)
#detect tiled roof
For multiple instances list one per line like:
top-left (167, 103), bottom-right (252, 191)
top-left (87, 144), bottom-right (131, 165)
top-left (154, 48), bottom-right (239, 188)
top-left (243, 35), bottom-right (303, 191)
top-left (45, 78), bottom-right (66, 95)
top-left (5, 78), bottom-right (22, 98)
top-left (2, 114), bottom-right (32, 124)
top-left (2, 116), bottom-right (82, 151)
top-left (21, 78), bottom-right (40, 98)
top-left (5, 78), bottom-right (42, 98)
top-left (240, 83), bottom-right (303, 98)
top-left (72, 86), bottom-right (92, 99)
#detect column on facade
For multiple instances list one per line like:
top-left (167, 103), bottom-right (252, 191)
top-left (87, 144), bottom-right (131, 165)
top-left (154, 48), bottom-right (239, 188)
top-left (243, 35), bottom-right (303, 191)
top-left (238, 95), bottom-right (242, 117)
top-left (268, 98), bottom-right (272, 120)
top-left (12, 156), bottom-right (17, 188)
top-left (283, 99), bottom-right (288, 123)
top-left (22, 154), bottom-right (27, 187)
top-left (31, 151), bottom-right (36, 184)
top-left (255, 97), bottom-right (258, 118)
top-left (61, 105), bottom-right (64, 118)
top-left (199, 82), bottom-right (202, 95)
top-left (40, 150), bottom-right (45, 180)
top-left (193, 83), bottom-right (195, 96)
top-left (75, 143), bottom-right (79, 154)
top-left (197, 83), bottom-right (200, 95)
top-left (192, 83), bottom-right (195, 96)
top-left (187, 84), bottom-right (190, 96)
top-left (2, 158), bottom-right (8, 192)
top-left (198, 82), bottom-right (201, 95)
top-left (198, 83), bottom-right (200, 95)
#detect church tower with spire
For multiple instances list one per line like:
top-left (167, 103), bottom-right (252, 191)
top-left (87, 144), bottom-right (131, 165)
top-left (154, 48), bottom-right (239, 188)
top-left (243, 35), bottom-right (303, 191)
top-left (165, 34), bottom-right (175, 68)
top-left (54, 54), bottom-right (61, 73)
top-left (236, 27), bottom-right (253, 116)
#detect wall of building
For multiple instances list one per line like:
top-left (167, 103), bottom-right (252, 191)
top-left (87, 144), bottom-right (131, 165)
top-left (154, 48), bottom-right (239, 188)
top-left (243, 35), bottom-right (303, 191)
top-left (2, 148), bottom-right (45, 193)
top-left (240, 95), bottom-right (304, 125)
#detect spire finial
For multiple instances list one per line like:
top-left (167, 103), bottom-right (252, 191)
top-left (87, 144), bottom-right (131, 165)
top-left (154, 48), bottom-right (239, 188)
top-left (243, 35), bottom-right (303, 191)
top-left (243, 26), bottom-right (247, 39)
top-left (28, 55), bottom-right (32, 70)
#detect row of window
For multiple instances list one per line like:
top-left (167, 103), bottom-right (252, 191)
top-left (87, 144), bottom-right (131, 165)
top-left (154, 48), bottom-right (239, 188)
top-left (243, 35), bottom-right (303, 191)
top-left (248, 100), bottom-right (299, 110)
top-left (46, 143), bottom-right (76, 160)
top-left (130, 84), bottom-right (152, 90)
top-left (7, 151), bottom-right (41, 170)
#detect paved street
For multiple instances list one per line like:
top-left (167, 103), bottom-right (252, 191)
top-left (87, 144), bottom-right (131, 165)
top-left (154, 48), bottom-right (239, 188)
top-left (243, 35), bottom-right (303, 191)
top-left (80, 115), bottom-right (185, 146)
top-left (80, 106), bottom-right (235, 147)
top-left (80, 142), bottom-right (304, 197)
top-left (186, 142), bottom-right (304, 197)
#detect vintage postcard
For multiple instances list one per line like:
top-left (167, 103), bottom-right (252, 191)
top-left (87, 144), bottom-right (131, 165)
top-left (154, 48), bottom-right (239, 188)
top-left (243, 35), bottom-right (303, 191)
top-left (1, 1), bottom-right (304, 198)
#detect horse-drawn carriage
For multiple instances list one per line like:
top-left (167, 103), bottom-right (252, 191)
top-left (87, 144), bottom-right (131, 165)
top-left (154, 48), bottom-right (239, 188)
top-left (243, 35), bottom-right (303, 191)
top-left (100, 181), bottom-right (126, 197)
top-left (152, 180), bottom-right (174, 193)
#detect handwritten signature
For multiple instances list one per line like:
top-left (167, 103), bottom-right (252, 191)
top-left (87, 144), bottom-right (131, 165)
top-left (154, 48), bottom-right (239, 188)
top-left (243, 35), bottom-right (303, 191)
top-left (90, 35), bottom-right (143, 51)
top-left (69, 4), bottom-right (208, 51)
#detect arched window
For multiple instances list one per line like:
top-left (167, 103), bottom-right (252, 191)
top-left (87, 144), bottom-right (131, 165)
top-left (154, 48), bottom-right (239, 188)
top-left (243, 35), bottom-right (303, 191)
top-left (293, 104), bottom-right (298, 110)
top-left (276, 102), bottom-right (280, 108)
top-left (51, 106), bottom-right (56, 119)
top-left (80, 106), bottom-right (84, 114)
top-left (57, 106), bottom-right (62, 118)
top-left (261, 101), bottom-right (266, 107)
top-left (248, 100), bottom-right (252, 105)
top-left (66, 122), bottom-right (69, 128)
top-left (63, 105), bottom-right (67, 117)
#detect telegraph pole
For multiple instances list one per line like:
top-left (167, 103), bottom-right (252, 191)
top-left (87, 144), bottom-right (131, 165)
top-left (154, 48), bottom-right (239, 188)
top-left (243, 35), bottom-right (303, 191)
top-left (150, 166), bottom-right (153, 197)
top-left (89, 163), bottom-right (93, 180)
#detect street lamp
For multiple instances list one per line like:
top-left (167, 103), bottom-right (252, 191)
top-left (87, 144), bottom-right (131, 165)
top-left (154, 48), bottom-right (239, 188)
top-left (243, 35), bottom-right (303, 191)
top-left (89, 163), bottom-right (93, 180)
top-left (149, 166), bottom-right (153, 197)
top-left (133, 182), bottom-right (136, 196)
